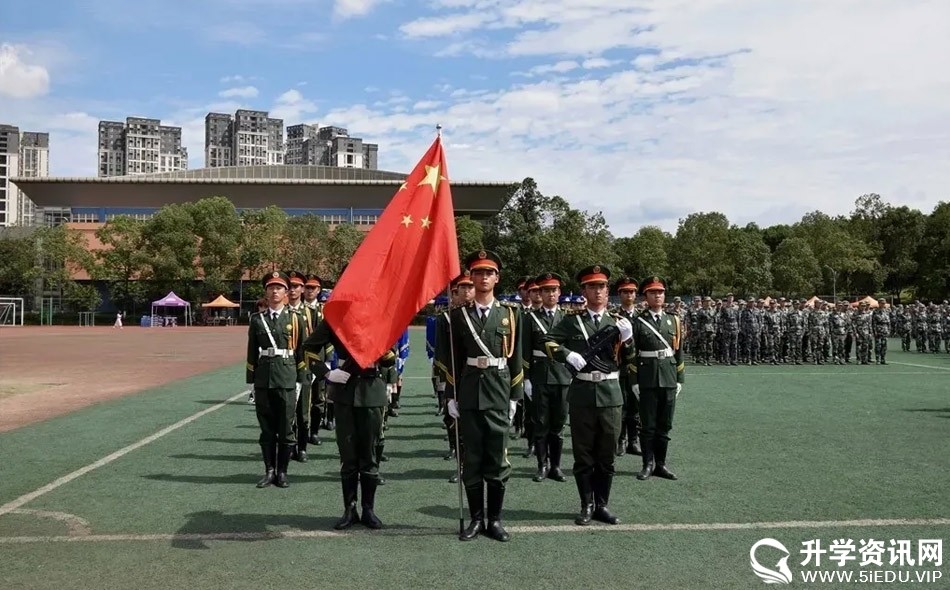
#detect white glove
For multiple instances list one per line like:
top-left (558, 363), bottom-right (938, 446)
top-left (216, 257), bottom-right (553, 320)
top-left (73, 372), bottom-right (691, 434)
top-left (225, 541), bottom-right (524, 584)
top-left (386, 383), bottom-right (396, 403)
top-left (327, 368), bottom-right (351, 384)
top-left (616, 317), bottom-right (633, 341)
top-left (508, 400), bottom-right (518, 424)
top-left (295, 382), bottom-right (302, 395)
top-left (632, 384), bottom-right (640, 397)
top-left (523, 379), bottom-right (533, 400)
top-left (566, 351), bottom-right (587, 371)
top-left (446, 398), bottom-right (460, 419)
top-left (676, 383), bottom-right (682, 398)
top-left (325, 361), bottom-right (332, 370)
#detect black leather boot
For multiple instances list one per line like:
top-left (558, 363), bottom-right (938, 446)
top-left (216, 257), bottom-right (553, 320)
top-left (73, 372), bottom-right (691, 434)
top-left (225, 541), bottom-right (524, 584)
top-left (360, 477), bottom-right (383, 529)
top-left (275, 444), bottom-right (292, 488)
top-left (573, 472), bottom-right (594, 526)
top-left (334, 475), bottom-right (360, 530)
top-left (484, 480), bottom-right (510, 542)
top-left (532, 439), bottom-right (548, 482)
top-left (592, 471), bottom-right (619, 524)
top-left (653, 439), bottom-right (678, 480)
top-left (376, 442), bottom-right (388, 462)
top-left (256, 442), bottom-right (276, 488)
top-left (296, 424), bottom-right (309, 463)
top-left (459, 484), bottom-right (484, 541)
top-left (636, 437), bottom-right (655, 480)
top-left (547, 436), bottom-right (567, 482)
top-left (626, 415), bottom-right (642, 455)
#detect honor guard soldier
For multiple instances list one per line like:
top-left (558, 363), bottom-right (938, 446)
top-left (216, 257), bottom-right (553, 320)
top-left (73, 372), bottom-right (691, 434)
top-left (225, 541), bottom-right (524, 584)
top-left (302, 274), bottom-right (328, 447)
top-left (247, 271), bottom-right (309, 488)
top-left (612, 275), bottom-right (642, 456)
top-left (630, 276), bottom-right (685, 481)
top-left (286, 270), bottom-right (316, 462)
top-left (544, 265), bottom-right (635, 526)
top-left (522, 272), bottom-right (572, 482)
top-left (302, 320), bottom-right (398, 530)
top-left (439, 250), bottom-right (524, 542)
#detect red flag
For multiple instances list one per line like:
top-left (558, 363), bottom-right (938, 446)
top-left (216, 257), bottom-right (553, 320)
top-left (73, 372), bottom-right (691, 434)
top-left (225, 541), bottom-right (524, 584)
top-left (323, 136), bottom-right (460, 367)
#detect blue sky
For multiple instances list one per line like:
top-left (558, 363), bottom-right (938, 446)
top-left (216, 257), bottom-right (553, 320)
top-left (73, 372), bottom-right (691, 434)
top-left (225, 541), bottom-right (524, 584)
top-left (2, 0), bottom-right (949, 235)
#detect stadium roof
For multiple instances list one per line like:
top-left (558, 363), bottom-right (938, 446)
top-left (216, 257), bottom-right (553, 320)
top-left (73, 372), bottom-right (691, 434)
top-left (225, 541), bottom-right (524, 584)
top-left (12, 165), bottom-right (517, 216)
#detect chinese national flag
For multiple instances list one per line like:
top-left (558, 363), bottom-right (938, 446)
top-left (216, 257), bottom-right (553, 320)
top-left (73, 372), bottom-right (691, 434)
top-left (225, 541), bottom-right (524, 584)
top-left (323, 136), bottom-right (460, 368)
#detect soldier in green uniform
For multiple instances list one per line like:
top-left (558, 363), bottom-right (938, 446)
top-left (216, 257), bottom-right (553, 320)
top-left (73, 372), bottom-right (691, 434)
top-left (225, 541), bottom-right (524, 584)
top-left (302, 320), bottom-right (398, 530)
top-left (285, 270), bottom-right (316, 462)
top-left (544, 265), bottom-right (635, 526)
top-left (246, 271), bottom-right (309, 488)
top-left (522, 272), bottom-right (572, 482)
top-left (631, 276), bottom-right (685, 482)
top-left (440, 250), bottom-right (524, 542)
top-left (612, 275), bottom-right (642, 456)
top-left (301, 274), bottom-right (328, 447)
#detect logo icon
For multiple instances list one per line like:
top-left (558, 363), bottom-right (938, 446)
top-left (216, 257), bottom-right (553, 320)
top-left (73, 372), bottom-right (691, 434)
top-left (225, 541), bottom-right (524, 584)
top-left (750, 538), bottom-right (793, 584)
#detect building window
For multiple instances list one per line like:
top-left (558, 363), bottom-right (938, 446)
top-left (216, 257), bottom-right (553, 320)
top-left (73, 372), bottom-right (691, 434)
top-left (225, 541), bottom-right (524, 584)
top-left (353, 215), bottom-right (379, 225)
top-left (72, 213), bottom-right (100, 223)
top-left (321, 214), bottom-right (347, 224)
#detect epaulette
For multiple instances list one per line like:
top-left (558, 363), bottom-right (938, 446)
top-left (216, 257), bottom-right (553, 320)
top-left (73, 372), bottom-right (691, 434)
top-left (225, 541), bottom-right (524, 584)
top-left (499, 301), bottom-right (519, 308)
top-left (565, 308), bottom-right (585, 316)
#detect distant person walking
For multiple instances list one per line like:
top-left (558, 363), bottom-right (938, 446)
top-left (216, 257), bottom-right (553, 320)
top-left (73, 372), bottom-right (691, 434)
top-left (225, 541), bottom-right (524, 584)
top-left (113, 311), bottom-right (123, 329)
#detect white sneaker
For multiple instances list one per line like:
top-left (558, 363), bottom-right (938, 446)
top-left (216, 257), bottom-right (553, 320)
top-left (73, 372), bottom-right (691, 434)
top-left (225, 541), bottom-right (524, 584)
top-left (247, 392), bottom-right (255, 405)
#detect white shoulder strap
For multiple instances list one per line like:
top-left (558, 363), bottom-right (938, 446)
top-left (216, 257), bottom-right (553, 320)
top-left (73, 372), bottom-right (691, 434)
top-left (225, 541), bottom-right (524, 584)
top-left (576, 315), bottom-right (590, 343)
top-left (637, 316), bottom-right (674, 355)
top-left (529, 311), bottom-right (549, 335)
top-left (461, 308), bottom-right (493, 357)
top-left (260, 313), bottom-right (279, 350)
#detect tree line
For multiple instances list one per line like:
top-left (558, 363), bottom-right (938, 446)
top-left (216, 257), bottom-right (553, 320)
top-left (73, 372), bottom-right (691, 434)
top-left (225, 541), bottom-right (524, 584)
top-left (1, 182), bottom-right (948, 314)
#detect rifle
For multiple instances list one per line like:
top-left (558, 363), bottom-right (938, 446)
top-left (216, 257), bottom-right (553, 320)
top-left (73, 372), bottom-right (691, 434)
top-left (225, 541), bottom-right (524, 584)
top-left (568, 324), bottom-right (621, 377)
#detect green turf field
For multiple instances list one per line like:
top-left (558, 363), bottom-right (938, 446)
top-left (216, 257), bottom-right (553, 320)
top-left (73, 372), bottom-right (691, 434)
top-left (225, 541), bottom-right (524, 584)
top-left (1, 332), bottom-right (948, 589)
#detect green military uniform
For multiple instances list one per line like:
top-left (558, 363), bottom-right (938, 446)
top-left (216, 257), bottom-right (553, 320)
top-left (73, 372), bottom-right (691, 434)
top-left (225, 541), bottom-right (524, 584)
top-left (303, 319), bottom-right (397, 530)
top-left (544, 265), bottom-right (634, 526)
top-left (286, 271), bottom-right (317, 462)
top-left (631, 276), bottom-right (685, 481)
top-left (302, 274), bottom-right (329, 447)
top-left (439, 250), bottom-right (523, 542)
top-left (612, 275), bottom-right (642, 456)
top-left (522, 272), bottom-right (572, 483)
top-left (246, 271), bottom-right (308, 489)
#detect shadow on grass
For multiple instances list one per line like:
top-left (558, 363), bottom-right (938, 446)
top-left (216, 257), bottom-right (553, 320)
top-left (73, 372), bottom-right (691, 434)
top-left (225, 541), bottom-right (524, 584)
top-left (385, 433), bottom-right (445, 442)
top-left (417, 504), bottom-right (576, 522)
top-left (382, 448), bottom-right (447, 460)
top-left (195, 400), bottom-right (251, 406)
top-left (901, 407), bottom-right (950, 418)
top-left (200, 438), bottom-right (256, 444)
top-left (172, 510), bottom-right (338, 550)
top-left (143, 472), bottom-right (340, 486)
top-left (169, 453), bottom-right (258, 462)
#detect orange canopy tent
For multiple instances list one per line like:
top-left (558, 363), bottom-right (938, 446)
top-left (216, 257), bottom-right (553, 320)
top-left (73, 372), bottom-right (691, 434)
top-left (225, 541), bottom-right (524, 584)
top-left (803, 296), bottom-right (830, 308)
top-left (851, 296), bottom-right (880, 309)
top-left (202, 295), bottom-right (240, 308)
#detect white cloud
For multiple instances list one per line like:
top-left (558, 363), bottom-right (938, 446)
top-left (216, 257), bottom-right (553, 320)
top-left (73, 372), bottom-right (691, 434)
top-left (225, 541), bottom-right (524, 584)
top-left (400, 12), bottom-right (493, 38)
top-left (334, 0), bottom-right (382, 19)
top-left (0, 44), bottom-right (51, 99)
top-left (582, 57), bottom-right (618, 69)
top-left (219, 74), bottom-right (247, 84)
top-left (269, 89), bottom-right (318, 123)
top-left (218, 86), bottom-right (259, 98)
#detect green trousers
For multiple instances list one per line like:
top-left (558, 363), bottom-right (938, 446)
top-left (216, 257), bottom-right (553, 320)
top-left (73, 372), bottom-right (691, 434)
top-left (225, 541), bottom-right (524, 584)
top-left (255, 387), bottom-right (297, 445)
top-left (295, 373), bottom-right (312, 431)
top-left (639, 387), bottom-right (676, 443)
top-left (569, 405), bottom-right (621, 477)
top-left (532, 384), bottom-right (569, 441)
top-left (335, 404), bottom-right (384, 481)
top-left (458, 408), bottom-right (511, 487)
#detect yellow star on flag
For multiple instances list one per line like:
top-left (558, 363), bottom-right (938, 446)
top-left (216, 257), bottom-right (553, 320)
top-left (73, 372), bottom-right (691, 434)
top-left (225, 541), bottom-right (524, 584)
top-left (418, 164), bottom-right (442, 193)
top-left (401, 215), bottom-right (413, 227)
top-left (420, 217), bottom-right (432, 229)
top-left (399, 182), bottom-right (407, 191)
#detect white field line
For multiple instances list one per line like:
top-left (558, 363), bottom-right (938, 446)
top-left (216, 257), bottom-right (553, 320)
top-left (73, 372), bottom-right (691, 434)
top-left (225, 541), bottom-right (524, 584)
top-left (889, 361), bottom-right (950, 371)
top-left (0, 389), bottom-right (251, 517)
top-left (0, 517), bottom-right (948, 544)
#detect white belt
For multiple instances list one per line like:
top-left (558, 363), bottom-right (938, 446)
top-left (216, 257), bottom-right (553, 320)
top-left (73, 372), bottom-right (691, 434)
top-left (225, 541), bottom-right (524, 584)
top-left (466, 356), bottom-right (507, 369)
top-left (575, 371), bottom-right (619, 382)
top-left (639, 349), bottom-right (675, 359)
top-left (260, 348), bottom-right (292, 358)
top-left (532, 350), bottom-right (549, 358)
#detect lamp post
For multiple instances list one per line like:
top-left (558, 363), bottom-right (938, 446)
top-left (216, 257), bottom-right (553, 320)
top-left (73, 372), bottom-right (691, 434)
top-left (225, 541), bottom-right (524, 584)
top-left (825, 265), bottom-right (837, 303)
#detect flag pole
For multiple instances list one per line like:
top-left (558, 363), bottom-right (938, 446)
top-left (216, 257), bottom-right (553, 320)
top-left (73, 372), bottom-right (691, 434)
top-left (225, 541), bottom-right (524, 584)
top-left (445, 282), bottom-right (465, 536)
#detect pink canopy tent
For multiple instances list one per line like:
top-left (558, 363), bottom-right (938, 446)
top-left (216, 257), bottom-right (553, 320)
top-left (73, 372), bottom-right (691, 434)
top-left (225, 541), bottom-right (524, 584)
top-left (150, 291), bottom-right (192, 326)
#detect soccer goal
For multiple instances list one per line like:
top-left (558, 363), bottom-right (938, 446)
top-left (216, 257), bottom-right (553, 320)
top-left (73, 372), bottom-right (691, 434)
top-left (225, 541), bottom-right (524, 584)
top-left (0, 297), bottom-right (25, 326)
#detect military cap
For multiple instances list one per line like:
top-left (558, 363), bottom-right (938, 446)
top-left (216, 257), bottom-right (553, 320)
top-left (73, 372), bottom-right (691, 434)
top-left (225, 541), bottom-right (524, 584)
top-left (434, 295), bottom-right (450, 306)
top-left (572, 294), bottom-right (586, 304)
top-left (612, 275), bottom-right (638, 294)
top-left (451, 269), bottom-right (474, 289)
top-left (576, 264), bottom-right (611, 286)
top-left (304, 274), bottom-right (323, 288)
top-left (262, 270), bottom-right (289, 289)
top-left (516, 275), bottom-right (531, 290)
top-left (535, 272), bottom-right (565, 289)
top-left (558, 294), bottom-right (572, 304)
top-left (703, 296), bottom-right (712, 301)
top-left (641, 275), bottom-right (666, 293)
top-left (738, 298), bottom-right (746, 304)
top-left (464, 249), bottom-right (502, 272)
top-left (726, 292), bottom-right (734, 298)
top-left (318, 290), bottom-right (330, 302)
top-left (286, 270), bottom-right (306, 286)
top-left (526, 279), bottom-right (540, 292)
top-left (673, 296), bottom-right (682, 303)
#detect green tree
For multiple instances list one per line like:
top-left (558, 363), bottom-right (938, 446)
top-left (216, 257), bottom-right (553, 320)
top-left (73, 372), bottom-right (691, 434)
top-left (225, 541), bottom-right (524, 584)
top-left (191, 197), bottom-right (243, 298)
top-left (613, 226), bottom-right (671, 280)
top-left (771, 237), bottom-right (821, 296)
top-left (94, 216), bottom-right (150, 313)
top-left (877, 206), bottom-right (926, 297)
top-left (240, 206), bottom-right (288, 280)
top-left (916, 201), bottom-right (950, 300)
top-left (0, 229), bottom-right (38, 298)
top-left (141, 203), bottom-right (198, 300)
top-left (279, 214), bottom-right (331, 274)
top-left (455, 215), bottom-right (484, 255)
top-left (669, 212), bottom-right (731, 294)
top-left (792, 211), bottom-right (880, 295)
top-left (62, 282), bottom-right (102, 313)
top-left (728, 226), bottom-right (772, 296)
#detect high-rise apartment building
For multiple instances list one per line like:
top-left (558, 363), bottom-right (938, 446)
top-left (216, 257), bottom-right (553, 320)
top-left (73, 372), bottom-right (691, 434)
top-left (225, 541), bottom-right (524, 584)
top-left (204, 110), bottom-right (284, 167)
top-left (283, 124), bottom-right (378, 169)
top-left (97, 117), bottom-right (188, 177)
top-left (0, 124), bottom-right (50, 227)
